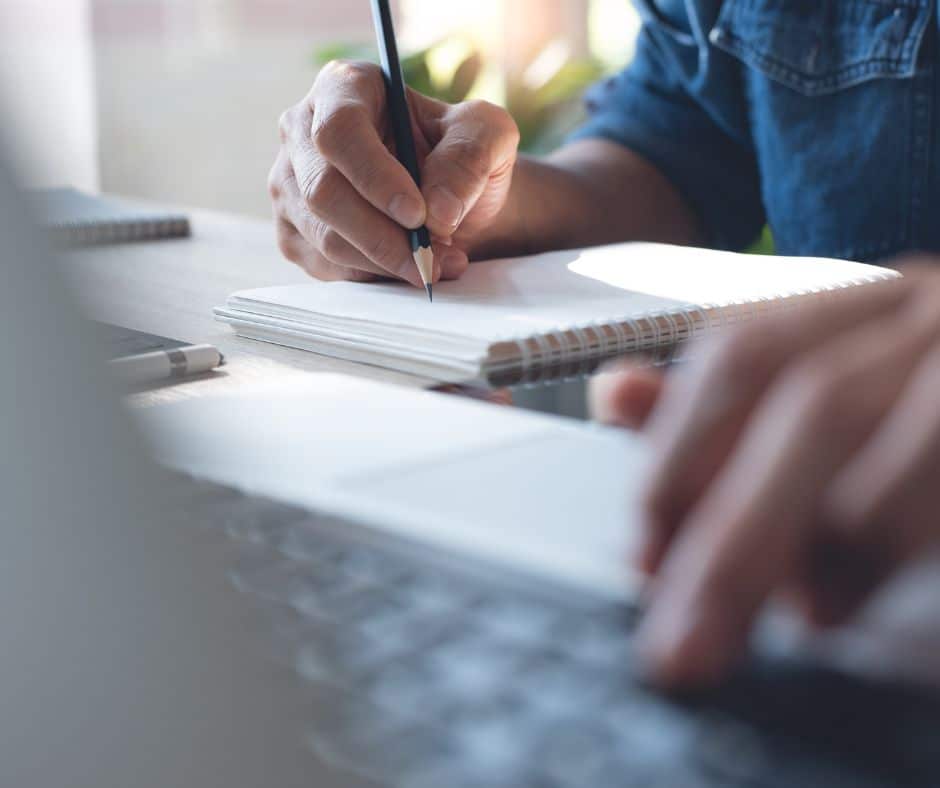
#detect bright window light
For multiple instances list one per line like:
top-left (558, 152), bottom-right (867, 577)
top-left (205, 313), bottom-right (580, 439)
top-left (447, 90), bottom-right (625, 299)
top-left (589, 0), bottom-right (641, 68)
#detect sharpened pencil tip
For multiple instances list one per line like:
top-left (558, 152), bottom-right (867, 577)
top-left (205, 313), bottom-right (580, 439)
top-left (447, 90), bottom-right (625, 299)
top-left (413, 246), bottom-right (434, 297)
top-left (426, 283), bottom-right (433, 302)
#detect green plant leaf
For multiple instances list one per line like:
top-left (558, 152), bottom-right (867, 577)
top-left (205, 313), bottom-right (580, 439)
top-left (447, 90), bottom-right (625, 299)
top-left (746, 225), bottom-right (776, 255)
top-left (401, 48), bottom-right (436, 97)
top-left (533, 59), bottom-right (605, 107)
top-left (312, 36), bottom-right (605, 154)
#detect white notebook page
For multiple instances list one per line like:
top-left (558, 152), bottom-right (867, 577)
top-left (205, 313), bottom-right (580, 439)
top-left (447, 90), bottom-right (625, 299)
top-left (224, 242), bottom-right (893, 343)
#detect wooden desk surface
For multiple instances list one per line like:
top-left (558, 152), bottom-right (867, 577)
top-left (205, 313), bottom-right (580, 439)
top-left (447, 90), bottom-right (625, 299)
top-left (63, 207), bottom-right (435, 405)
top-left (60, 203), bottom-right (940, 686)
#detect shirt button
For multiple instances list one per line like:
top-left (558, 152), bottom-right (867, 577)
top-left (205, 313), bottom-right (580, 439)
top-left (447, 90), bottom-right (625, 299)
top-left (709, 28), bottom-right (724, 44)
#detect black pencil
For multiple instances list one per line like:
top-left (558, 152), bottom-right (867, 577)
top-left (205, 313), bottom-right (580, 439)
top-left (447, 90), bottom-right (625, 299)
top-left (370, 0), bottom-right (434, 302)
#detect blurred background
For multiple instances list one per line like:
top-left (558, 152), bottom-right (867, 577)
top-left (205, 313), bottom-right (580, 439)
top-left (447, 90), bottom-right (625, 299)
top-left (0, 0), bottom-right (640, 217)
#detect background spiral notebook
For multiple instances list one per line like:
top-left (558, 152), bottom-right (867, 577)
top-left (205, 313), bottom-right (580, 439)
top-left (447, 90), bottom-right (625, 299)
top-left (216, 242), bottom-right (898, 385)
top-left (31, 187), bottom-right (191, 246)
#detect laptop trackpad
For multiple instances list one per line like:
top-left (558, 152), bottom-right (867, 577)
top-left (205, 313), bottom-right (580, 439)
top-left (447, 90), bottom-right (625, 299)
top-left (330, 430), bottom-right (646, 599)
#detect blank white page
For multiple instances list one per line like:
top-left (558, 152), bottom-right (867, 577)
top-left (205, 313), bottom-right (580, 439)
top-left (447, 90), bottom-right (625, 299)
top-left (224, 242), bottom-right (895, 342)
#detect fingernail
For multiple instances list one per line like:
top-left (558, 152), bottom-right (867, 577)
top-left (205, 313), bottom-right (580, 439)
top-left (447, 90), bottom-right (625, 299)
top-left (427, 185), bottom-right (464, 230)
top-left (588, 371), bottom-right (620, 424)
top-left (388, 193), bottom-right (425, 228)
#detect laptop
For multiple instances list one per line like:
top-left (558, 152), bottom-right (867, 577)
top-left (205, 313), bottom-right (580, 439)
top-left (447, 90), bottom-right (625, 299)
top-left (3, 147), bottom-right (940, 787)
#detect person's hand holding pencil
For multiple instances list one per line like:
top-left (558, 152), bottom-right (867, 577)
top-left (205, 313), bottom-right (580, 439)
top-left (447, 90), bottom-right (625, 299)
top-left (269, 57), bottom-right (519, 290)
top-left (269, 0), bottom-right (704, 293)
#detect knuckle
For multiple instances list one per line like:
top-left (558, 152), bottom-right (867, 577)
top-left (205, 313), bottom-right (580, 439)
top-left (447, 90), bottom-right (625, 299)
top-left (316, 59), bottom-right (349, 88)
top-left (449, 136), bottom-right (491, 180)
top-left (323, 59), bottom-right (380, 86)
top-left (313, 104), bottom-right (365, 157)
top-left (461, 98), bottom-right (503, 121)
top-left (346, 60), bottom-right (382, 85)
top-left (457, 99), bottom-right (519, 146)
top-left (267, 162), bottom-right (285, 201)
top-left (276, 231), bottom-right (299, 263)
top-left (267, 174), bottom-right (281, 202)
top-left (277, 109), bottom-right (293, 143)
top-left (281, 103), bottom-right (310, 143)
top-left (303, 166), bottom-right (342, 215)
top-left (319, 227), bottom-right (346, 260)
top-left (460, 98), bottom-right (491, 117)
top-left (469, 99), bottom-right (517, 135)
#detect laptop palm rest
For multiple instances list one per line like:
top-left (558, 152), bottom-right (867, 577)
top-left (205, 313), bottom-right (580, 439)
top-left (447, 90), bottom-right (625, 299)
top-left (138, 374), bottom-right (648, 599)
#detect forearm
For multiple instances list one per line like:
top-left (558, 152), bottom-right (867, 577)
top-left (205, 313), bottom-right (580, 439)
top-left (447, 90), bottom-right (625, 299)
top-left (470, 139), bottom-right (706, 260)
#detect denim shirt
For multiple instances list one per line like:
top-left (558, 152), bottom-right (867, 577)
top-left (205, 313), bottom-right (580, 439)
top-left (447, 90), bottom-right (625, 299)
top-left (574, 0), bottom-right (938, 261)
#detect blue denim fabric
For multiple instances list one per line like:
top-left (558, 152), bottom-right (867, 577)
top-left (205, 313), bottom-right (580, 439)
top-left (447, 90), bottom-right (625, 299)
top-left (573, 0), bottom-right (938, 261)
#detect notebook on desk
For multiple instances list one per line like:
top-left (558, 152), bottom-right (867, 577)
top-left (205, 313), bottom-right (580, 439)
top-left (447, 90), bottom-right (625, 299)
top-left (216, 242), bottom-right (898, 385)
top-left (31, 187), bottom-right (191, 246)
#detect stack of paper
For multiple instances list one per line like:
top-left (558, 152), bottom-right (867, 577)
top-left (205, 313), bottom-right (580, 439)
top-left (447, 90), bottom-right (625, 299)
top-left (216, 242), bottom-right (897, 384)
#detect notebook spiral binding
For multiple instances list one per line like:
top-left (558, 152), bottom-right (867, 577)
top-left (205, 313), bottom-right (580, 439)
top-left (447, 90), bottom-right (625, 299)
top-left (494, 273), bottom-right (895, 388)
top-left (48, 216), bottom-right (191, 247)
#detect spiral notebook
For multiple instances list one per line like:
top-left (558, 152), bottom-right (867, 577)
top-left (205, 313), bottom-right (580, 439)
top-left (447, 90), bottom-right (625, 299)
top-left (215, 242), bottom-right (898, 384)
top-left (31, 188), bottom-right (191, 246)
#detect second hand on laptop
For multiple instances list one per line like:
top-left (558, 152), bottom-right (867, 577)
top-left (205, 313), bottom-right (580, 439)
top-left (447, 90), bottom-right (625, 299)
top-left (370, 0), bottom-right (435, 302)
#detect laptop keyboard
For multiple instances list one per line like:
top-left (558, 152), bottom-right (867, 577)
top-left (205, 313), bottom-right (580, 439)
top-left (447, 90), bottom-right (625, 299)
top-left (172, 478), bottom-right (940, 788)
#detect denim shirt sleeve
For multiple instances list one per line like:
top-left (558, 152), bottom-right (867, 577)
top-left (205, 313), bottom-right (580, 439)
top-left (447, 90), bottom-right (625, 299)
top-left (571, 22), bottom-right (766, 252)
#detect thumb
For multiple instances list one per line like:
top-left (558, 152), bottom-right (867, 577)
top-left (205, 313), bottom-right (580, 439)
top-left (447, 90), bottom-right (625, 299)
top-left (418, 99), bottom-right (519, 238)
top-left (590, 362), bottom-right (666, 430)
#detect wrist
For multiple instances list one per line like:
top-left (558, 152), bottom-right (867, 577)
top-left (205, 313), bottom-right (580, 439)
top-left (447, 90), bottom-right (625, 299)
top-left (466, 140), bottom-right (706, 262)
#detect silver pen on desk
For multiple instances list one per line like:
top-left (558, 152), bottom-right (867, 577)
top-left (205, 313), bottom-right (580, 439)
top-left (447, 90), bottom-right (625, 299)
top-left (109, 344), bottom-right (225, 386)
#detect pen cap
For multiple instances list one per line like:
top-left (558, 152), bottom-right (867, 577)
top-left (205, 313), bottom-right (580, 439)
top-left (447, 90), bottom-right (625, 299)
top-left (180, 344), bottom-right (224, 368)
